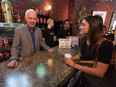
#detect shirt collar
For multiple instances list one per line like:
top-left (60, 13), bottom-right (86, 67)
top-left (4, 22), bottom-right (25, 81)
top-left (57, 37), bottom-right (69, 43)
top-left (26, 24), bottom-right (35, 32)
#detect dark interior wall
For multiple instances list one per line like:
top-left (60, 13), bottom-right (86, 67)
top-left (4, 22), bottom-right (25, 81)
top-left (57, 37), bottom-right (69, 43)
top-left (0, 0), bottom-right (39, 23)
top-left (29, 0), bottom-right (69, 21)
top-left (0, 0), bottom-right (70, 22)
top-left (68, 0), bottom-right (115, 30)
top-left (49, 0), bottom-right (69, 21)
top-left (0, 0), bottom-right (115, 30)
top-left (68, 0), bottom-right (75, 20)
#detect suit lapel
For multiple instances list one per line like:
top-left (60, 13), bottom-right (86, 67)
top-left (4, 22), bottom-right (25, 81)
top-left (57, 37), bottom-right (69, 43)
top-left (34, 27), bottom-right (39, 47)
top-left (23, 25), bottom-right (33, 46)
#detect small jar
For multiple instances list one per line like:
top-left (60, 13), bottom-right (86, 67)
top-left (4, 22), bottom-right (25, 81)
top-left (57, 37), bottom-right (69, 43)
top-left (3, 37), bottom-right (9, 47)
top-left (0, 52), bottom-right (5, 60)
top-left (4, 51), bottom-right (10, 59)
top-left (0, 40), bottom-right (4, 48)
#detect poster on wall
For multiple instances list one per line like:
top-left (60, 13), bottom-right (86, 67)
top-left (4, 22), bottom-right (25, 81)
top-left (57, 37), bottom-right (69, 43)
top-left (92, 11), bottom-right (107, 24)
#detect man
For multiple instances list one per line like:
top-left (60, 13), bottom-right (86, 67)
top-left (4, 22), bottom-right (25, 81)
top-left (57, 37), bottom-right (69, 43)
top-left (7, 9), bottom-right (53, 68)
top-left (42, 18), bottom-right (57, 47)
top-left (57, 19), bottom-right (72, 39)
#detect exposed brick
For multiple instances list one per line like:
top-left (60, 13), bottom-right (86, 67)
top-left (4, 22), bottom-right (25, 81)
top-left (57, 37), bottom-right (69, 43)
top-left (0, 0), bottom-right (115, 31)
top-left (69, 0), bottom-right (115, 32)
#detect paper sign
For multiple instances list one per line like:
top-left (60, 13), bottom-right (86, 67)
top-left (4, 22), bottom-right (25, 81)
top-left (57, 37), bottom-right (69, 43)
top-left (59, 39), bottom-right (71, 48)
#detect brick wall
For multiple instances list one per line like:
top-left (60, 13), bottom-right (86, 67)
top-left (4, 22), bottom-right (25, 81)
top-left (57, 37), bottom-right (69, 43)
top-left (68, 0), bottom-right (115, 31)
top-left (0, 0), bottom-right (69, 23)
top-left (0, 0), bottom-right (115, 30)
top-left (46, 0), bottom-right (69, 21)
top-left (68, 0), bottom-right (75, 20)
top-left (0, 0), bottom-right (38, 23)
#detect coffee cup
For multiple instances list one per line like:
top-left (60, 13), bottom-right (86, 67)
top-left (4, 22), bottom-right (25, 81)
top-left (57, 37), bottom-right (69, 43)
top-left (64, 53), bottom-right (72, 58)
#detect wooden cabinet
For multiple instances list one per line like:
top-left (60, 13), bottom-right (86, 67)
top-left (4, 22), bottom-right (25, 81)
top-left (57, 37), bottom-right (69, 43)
top-left (36, 14), bottom-right (50, 29)
top-left (0, 37), bottom-right (10, 62)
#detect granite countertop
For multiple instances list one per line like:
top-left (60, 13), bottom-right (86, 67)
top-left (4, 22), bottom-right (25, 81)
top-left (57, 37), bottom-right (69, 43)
top-left (0, 46), bottom-right (80, 87)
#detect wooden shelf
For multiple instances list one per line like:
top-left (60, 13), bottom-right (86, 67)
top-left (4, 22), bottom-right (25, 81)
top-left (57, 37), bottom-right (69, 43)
top-left (0, 46), bottom-right (11, 62)
top-left (37, 14), bottom-right (50, 18)
top-left (36, 14), bottom-right (50, 29)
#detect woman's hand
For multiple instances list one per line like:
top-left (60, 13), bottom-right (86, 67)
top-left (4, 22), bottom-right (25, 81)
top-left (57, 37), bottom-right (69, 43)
top-left (64, 58), bottom-right (75, 67)
top-left (70, 55), bottom-right (80, 60)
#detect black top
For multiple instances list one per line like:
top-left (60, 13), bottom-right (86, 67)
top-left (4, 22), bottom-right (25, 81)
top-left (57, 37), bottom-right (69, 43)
top-left (42, 28), bottom-right (56, 47)
top-left (80, 40), bottom-right (113, 64)
top-left (57, 28), bottom-right (72, 39)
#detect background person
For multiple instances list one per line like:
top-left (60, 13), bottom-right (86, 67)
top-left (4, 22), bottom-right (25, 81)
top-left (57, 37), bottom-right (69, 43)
top-left (42, 18), bottom-right (57, 47)
top-left (57, 19), bottom-right (72, 39)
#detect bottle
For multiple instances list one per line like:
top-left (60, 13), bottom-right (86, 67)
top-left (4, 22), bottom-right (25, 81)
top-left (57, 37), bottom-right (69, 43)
top-left (0, 39), bottom-right (4, 48)
top-left (114, 29), bottom-right (116, 43)
top-left (3, 35), bottom-right (9, 47)
top-left (0, 50), bottom-right (5, 62)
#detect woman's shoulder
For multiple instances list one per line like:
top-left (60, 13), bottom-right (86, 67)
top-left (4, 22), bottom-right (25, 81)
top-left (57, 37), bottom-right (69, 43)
top-left (101, 39), bottom-right (113, 49)
top-left (102, 39), bottom-right (113, 45)
top-left (98, 37), bottom-right (113, 46)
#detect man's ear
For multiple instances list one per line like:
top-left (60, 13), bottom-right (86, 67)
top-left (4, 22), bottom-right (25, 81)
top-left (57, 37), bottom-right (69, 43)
top-left (25, 16), bottom-right (27, 21)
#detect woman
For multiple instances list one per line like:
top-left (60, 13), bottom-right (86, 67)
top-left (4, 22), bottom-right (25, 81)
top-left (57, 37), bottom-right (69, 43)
top-left (64, 15), bottom-right (113, 77)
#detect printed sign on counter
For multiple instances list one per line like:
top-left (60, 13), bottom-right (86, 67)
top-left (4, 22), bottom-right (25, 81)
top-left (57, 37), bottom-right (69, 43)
top-left (59, 39), bottom-right (71, 48)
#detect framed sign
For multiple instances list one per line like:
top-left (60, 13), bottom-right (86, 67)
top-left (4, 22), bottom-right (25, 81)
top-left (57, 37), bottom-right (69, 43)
top-left (92, 11), bottom-right (107, 24)
top-left (109, 11), bottom-right (116, 31)
top-left (59, 39), bottom-right (71, 48)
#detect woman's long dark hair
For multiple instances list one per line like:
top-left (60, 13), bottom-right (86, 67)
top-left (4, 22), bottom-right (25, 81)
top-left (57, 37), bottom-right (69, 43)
top-left (84, 15), bottom-right (103, 49)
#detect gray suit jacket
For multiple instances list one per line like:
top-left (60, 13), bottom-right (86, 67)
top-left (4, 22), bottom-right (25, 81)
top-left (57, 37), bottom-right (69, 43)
top-left (10, 25), bottom-right (50, 60)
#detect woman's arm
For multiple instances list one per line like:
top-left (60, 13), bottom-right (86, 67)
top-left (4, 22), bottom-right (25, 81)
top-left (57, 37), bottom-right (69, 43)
top-left (64, 58), bottom-right (109, 78)
top-left (71, 54), bottom-right (80, 60)
top-left (73, 61), bottom-right (109, 77)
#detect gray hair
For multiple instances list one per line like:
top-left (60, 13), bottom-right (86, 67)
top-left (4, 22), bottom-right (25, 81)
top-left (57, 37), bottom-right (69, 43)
top-left (25, 9), bottom-right (36, 18)
top-left (47, 18), bottom-right (53, 24)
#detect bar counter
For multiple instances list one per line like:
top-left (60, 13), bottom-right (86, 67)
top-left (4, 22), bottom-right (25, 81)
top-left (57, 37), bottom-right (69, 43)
top-left (0, 46), bottom-right (79, 87)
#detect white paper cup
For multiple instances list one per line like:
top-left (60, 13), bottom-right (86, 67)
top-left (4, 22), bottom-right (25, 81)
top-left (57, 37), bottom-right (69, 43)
top-left (64, 53), bottom-right (72, 58)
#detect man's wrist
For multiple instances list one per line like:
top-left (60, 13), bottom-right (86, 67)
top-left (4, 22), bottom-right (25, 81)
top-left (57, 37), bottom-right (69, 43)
top-left (8, 59), bottom-right (17, 62)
